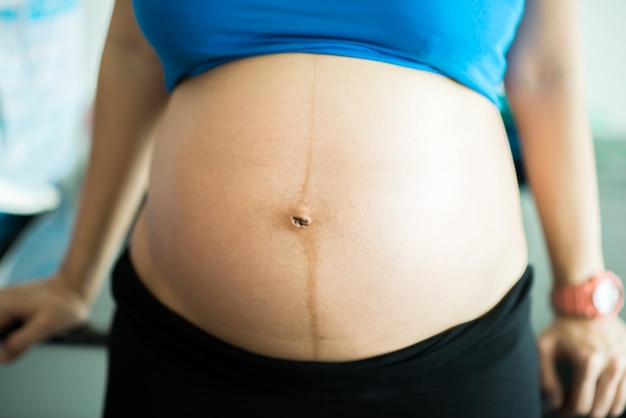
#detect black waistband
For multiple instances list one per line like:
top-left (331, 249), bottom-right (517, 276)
top-left (111, 249), bottom-right (533, 397)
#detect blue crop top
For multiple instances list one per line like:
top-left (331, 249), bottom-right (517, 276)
top-left (132, 0), bottom-right (525, 106)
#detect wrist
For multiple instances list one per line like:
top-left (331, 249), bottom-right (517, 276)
top-left (551, 256), bottom-right (606, 287)
top-left (58, 254), bottom-right (99, 304)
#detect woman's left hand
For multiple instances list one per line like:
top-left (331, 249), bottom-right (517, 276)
top-left (538, 316), bottom-right (626, 418)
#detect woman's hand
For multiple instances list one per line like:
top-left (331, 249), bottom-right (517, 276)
top-left (539, 316), bottom-right (626, 418)
top-left (0, 276), bottom-right (90, 363)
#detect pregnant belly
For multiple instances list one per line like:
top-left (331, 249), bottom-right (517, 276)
top-left (129, 53), bottom-right (528, 361)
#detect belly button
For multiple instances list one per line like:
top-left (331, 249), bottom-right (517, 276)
top-left (291, 215), bottom-right (312, 229)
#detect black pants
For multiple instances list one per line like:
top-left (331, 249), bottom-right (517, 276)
top-left (104, 250), bottom-right (541, 417)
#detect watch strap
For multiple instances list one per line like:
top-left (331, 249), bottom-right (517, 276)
top-left (551, 281), bottom-right (593, 317)
top-left (551, 271), bottom-right (624, 318)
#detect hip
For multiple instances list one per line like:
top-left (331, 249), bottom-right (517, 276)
top-left (106, 249), bottom-right (540, 417)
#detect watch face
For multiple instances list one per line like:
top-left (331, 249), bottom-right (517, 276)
top-left (593, 278), bottom-right (621, 315)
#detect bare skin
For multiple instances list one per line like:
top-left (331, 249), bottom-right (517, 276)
top-left (129, 53), bottom-right (528, 361)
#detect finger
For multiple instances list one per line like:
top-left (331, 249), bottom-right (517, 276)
top-left (0, 288), bottom-right (19, 316)
top-left (0, 320), bottom-right (26, 342)
top-left (1, 315), bottom-right (52, 363)
top-left (566, 352), bottom-right (605, 416)
top-left (538, 337), bottom-right (564, 409)
top-left (0, 287), bottom-right (30, 323)
top-left (0, 290), bottom-right (28, 344)
top-left (590, 357), bottom-right (624, 418)
top-left (609, 375), bottom-right (626, 418)
top-left (0, 315), bottom-right (17, 337)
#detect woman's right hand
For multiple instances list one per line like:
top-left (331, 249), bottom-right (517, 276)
top-left (0, 275), bottom-right (90, 363)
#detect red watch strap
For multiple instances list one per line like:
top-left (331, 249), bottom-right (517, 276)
top-left (552, 271), bottom-right (624, 318)
top-left (552, 284), bottom-right (591, 317)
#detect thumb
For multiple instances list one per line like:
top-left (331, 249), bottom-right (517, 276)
top-left (538, 338), bottom-right (564, 409)
top-left (0, 315), bottom-right (50, 363)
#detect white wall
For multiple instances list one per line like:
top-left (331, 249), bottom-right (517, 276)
top-left (79, 0), bottom-right (114, 97)
top-left (581, 0), bottom-right (626, 140)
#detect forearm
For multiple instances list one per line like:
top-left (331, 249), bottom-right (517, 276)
top-left (60, 42), bottom-right (167, 303)
top-left (506, 76), bottom-right (604, 286)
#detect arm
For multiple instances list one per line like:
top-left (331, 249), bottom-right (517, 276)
top-left (505, 1), bottom-right (626, 417)
top-left (60, 0), bottom-right (168, 303)
top-left (0, 0), bottom-right (168, 361)
top-left (505, 0), bottom-right (603, 286)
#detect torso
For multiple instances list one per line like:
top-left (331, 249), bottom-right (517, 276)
top-left (129, 53), bottom-right (528, 361)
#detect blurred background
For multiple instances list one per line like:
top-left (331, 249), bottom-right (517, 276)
top-left (0, 0), bottom-right (624, 417)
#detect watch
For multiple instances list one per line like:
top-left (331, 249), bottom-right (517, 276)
top-left (551, 271), bottom-right (624, 318)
